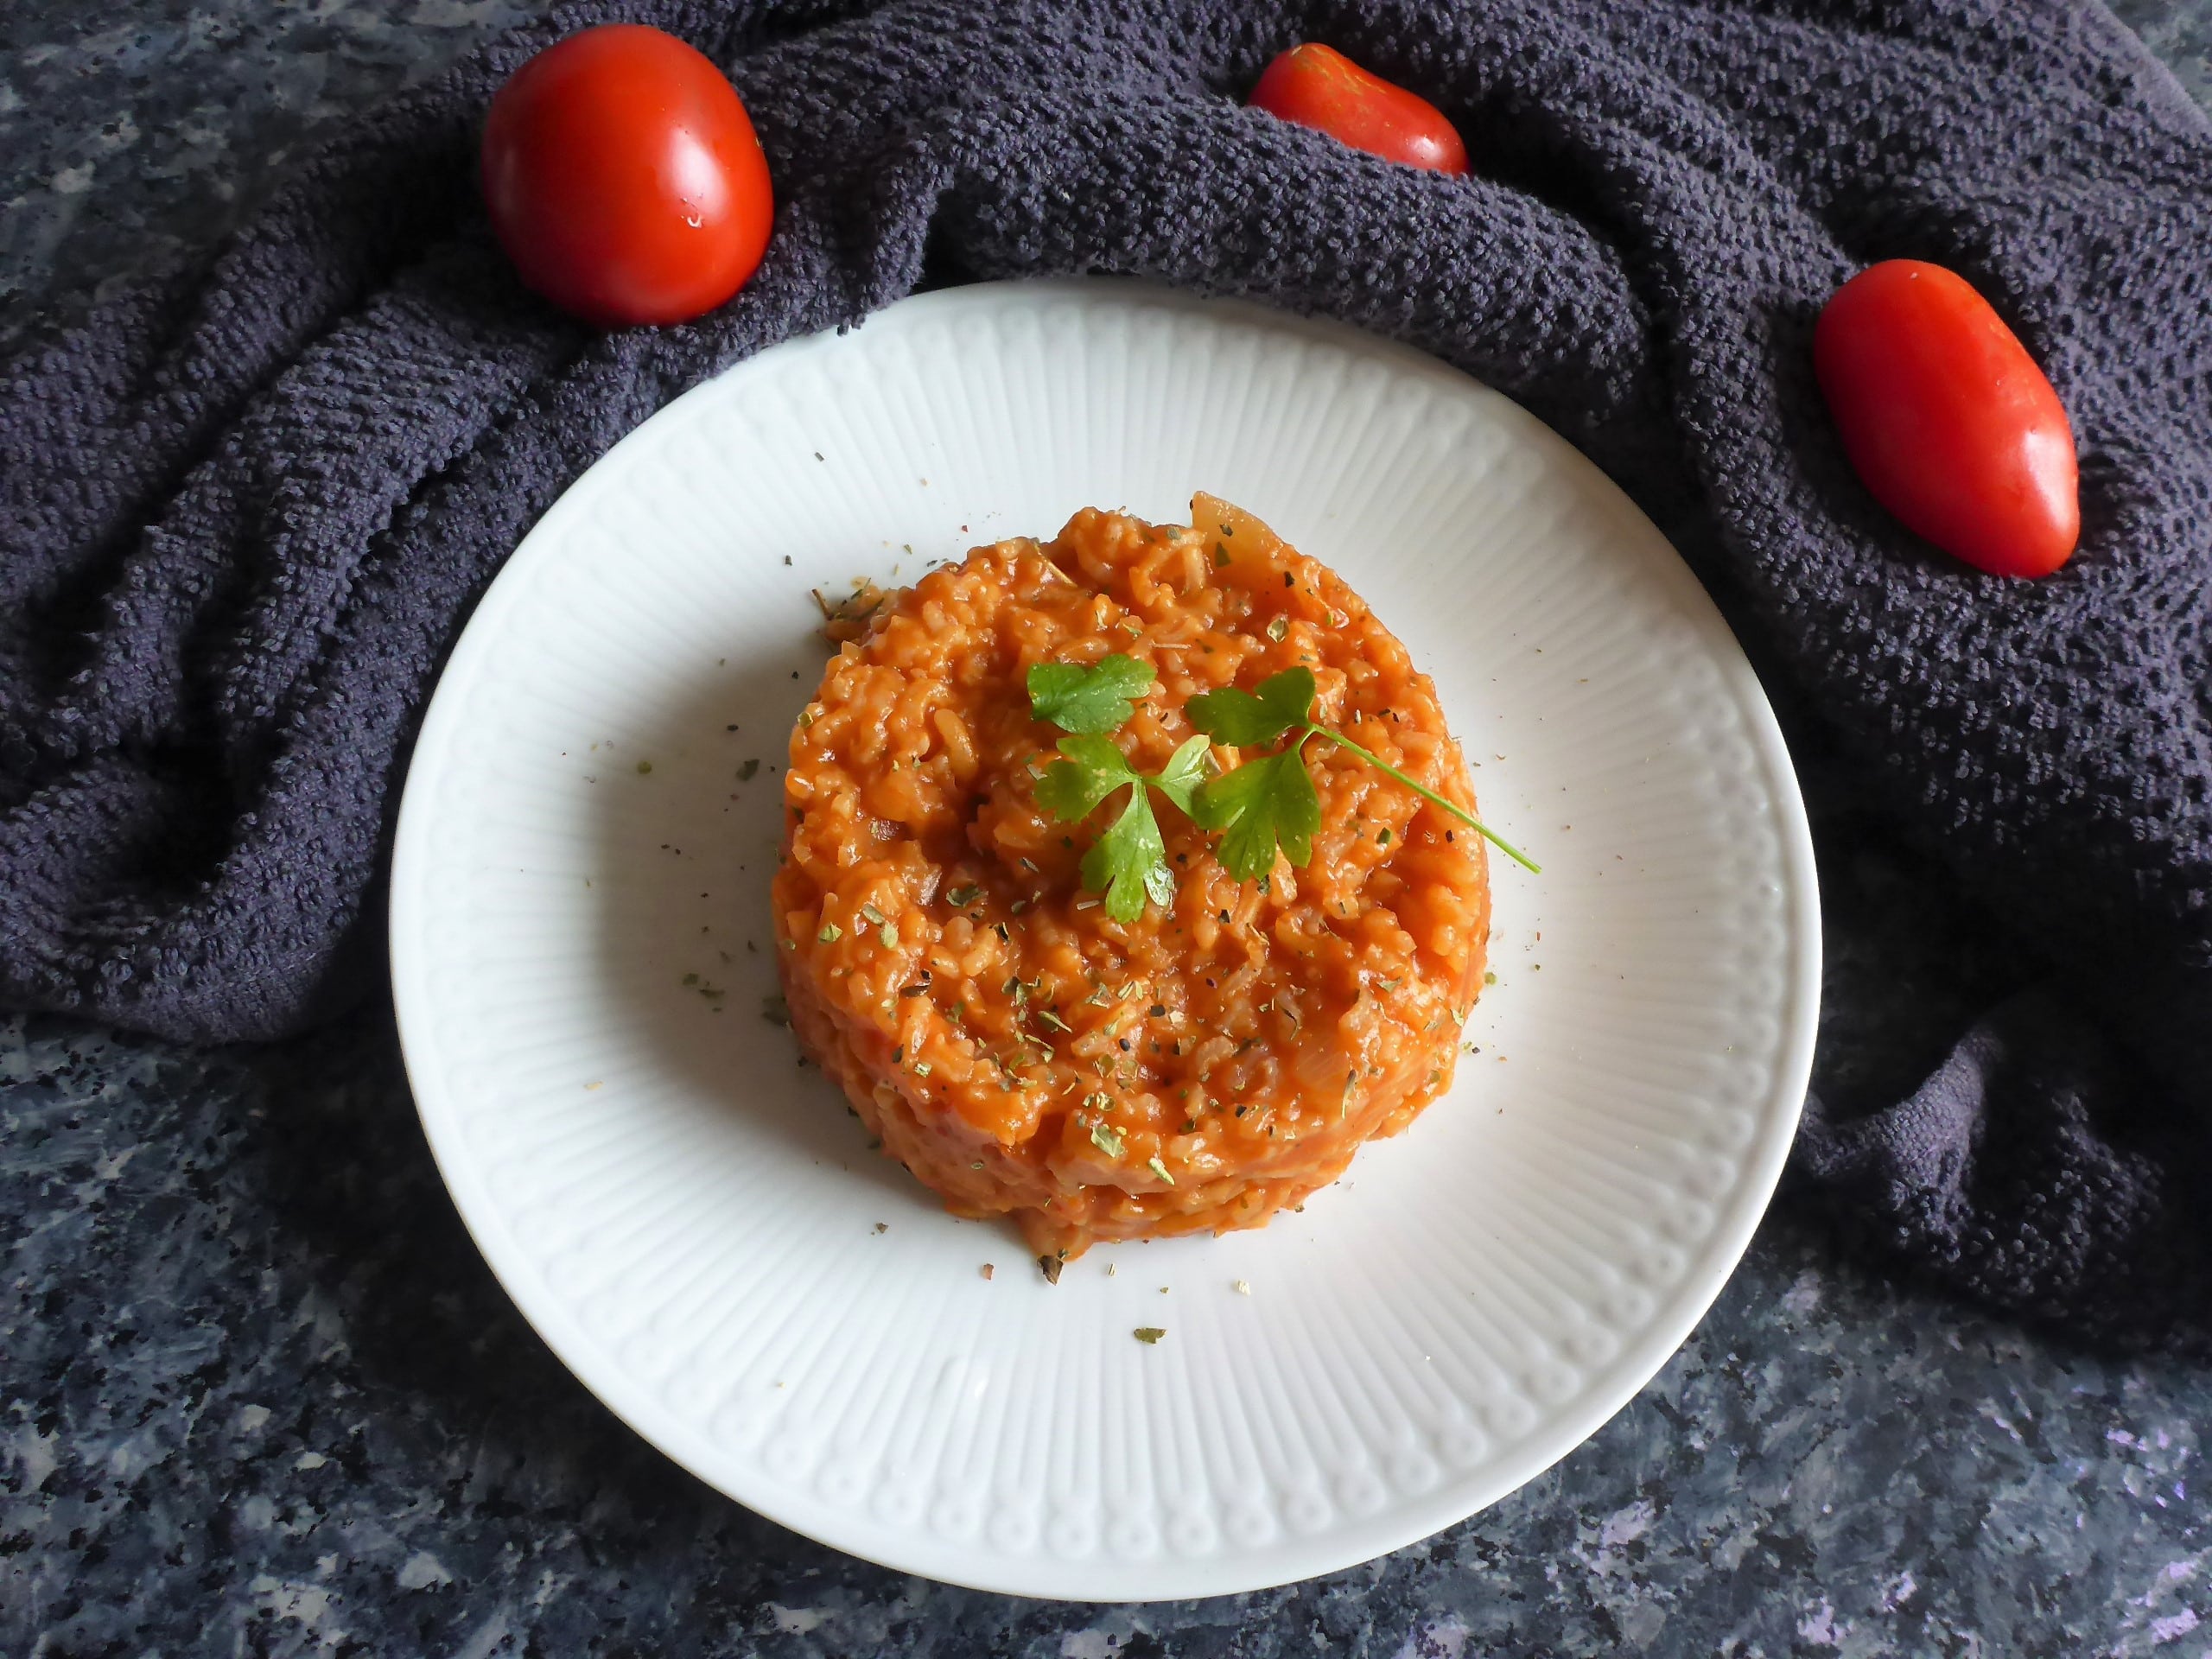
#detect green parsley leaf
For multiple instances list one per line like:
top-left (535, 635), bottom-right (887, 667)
top-left (1147, 734), bottom-right (1213, 817)
top-left (1179, 659), bottom-right (1541, 876)
top-left (1192, 743), bottom-right (1321, 880)
top-left (1090, 1120), bottom-right (1125, 1158)
top-left (1027, 653), bottom-right (1155, 734)
top-left (1133, 1326), bottom-right (1166, 1344)
top-left (1031, 718), bottom-right (1205, 919)
top-left (1185, 666), bottom-right (1314, 748)
top-left (1036, 734), bottom-right (1141, 820)
top-left (1147, 1155), bottom-right (1175, 1185)
top-left (1084, 788), bottom-right (1173, 923)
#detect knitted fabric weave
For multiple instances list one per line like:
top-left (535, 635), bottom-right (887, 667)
top-left (3, 0), bottom-right (2209, 1344)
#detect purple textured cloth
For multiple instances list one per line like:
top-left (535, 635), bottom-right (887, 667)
top-left (3, 0), bottom-right (2209, 1344)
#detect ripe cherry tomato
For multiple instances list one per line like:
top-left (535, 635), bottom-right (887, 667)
top-left (480, 24), bottom-right (773, 328)
top-left (1814, 260), bottom-right (2079, 578)
top-left (1247, 43), bottom-right (1468, 174)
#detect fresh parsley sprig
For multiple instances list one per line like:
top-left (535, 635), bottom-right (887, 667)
top-left (1026, 654), bottom-right (1154, 734)
top-left (1027, 655), bottom-right (1210, 922)
top-left (1024, 654), bottom-right (1535, 922)
top-left (1188, 667), bottom-right (1541, 877)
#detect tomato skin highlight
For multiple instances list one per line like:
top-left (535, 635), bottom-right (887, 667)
top-left (1247, 43), bottom-right (1469, 174)
top-left (480, 24), bottom-right (774, 328)
top-left (1814, 259), bottom-right (2079, 578)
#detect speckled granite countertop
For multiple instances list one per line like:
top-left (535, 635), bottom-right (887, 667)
top-left (5, 5), bottom-right (2212, 1656)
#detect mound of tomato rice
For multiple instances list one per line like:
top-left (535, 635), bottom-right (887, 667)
top-left (772, 494), bottom-right (1490, 1267)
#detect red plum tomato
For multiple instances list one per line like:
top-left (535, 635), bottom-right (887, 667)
top-left (1247, 43), bottom-right (1469, 174)
top-left (1814, 259), bottom-right (2079, 578)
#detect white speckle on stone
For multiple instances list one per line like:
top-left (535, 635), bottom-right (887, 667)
top-left (238, 1405), bottom-right (271, 1432)
top-left (1796, 1598), bottom-right (1841, 1647)
top-left (296, 1452), bottom-right (327, 1471)
top-left (1619, 1600), bottom-right (1669, 1648)
top-left (1880, 1570), bottom-right (1917, 1610)
top-left (12, 1427), bottom-right (59, 1495)
top-left (2147, 1607), bottom-right (2198, 1643)
top-left (2164, 1560), bottom-right (2196, 1581)
top-left (1060, 1633), bottom-right (1117, 1659)
top-left (1780, 1270), bottom-right (1821, 1314)
top-left (1599, 1497), bottom-right (1656, 1552)
top-left (90, 114), bottom-right (139, 154)
top-left (397, 1551), bottom-right (454, 1590)
top-left (248, 1576), bottom-right (341, 1643)
top-left (299, 1287), bottom-right (349, 1359)
top-left (768, 1604), bottom-right (828, 1635)
top-left (454, 1609), bottom-right (514, 1659)
top-left (52, 162), bottom-right (94, 195)
top-left (1389, 1614), bottom-right (1470, 1658)
top-left (239, 1495), bottom-right (276, 1531)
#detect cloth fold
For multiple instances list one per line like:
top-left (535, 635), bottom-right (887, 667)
top-left (3, 0), bottom-right (2209, 1344)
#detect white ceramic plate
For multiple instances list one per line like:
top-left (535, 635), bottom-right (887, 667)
top-left (390, 279), bottom-right (1818, 1602)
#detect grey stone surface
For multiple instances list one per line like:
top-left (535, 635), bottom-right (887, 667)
top-left (4, 4), bottom-right (2211, 1655)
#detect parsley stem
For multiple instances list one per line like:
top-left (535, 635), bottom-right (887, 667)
top-left (1307, 725), bottom-right (1541, 874)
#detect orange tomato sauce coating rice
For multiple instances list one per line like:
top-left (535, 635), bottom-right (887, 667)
top-left (772, 495), bottom-right (1489, 1262)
